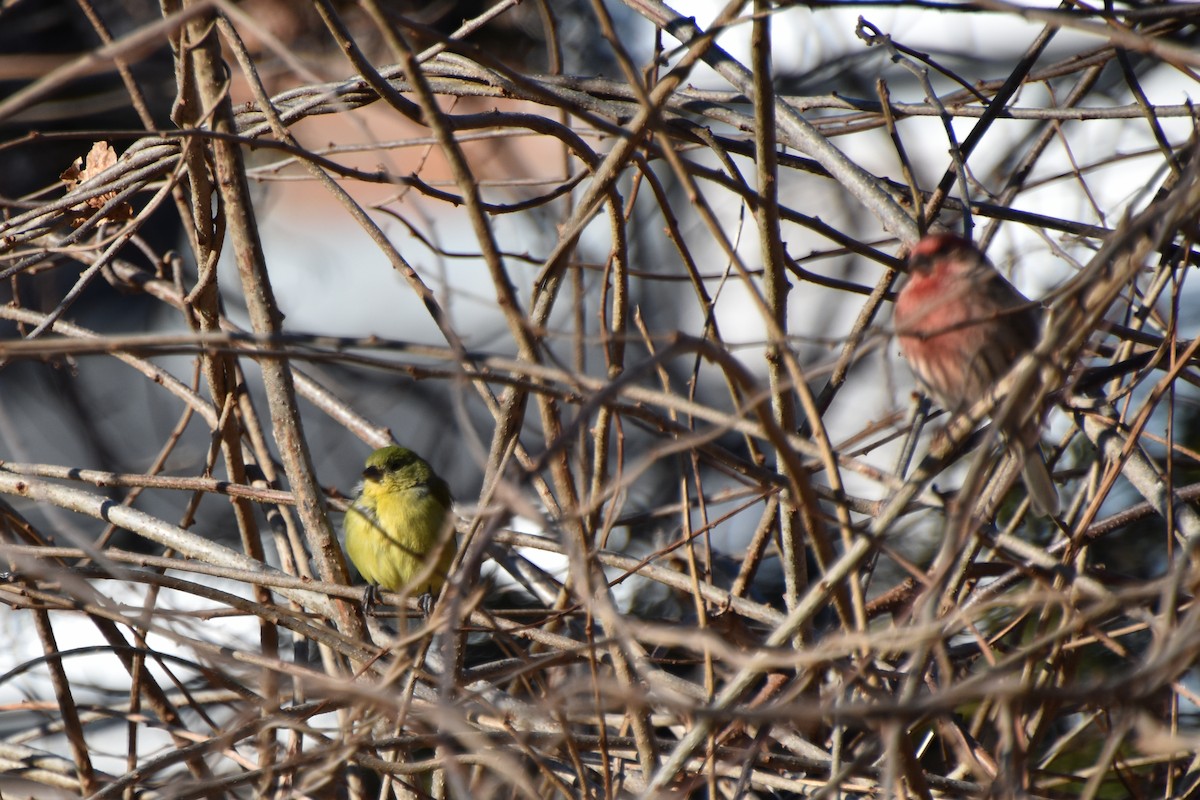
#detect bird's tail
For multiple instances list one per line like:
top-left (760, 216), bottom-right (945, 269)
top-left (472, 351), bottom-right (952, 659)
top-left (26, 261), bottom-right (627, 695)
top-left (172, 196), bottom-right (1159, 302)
top-left (1022, 449), bottom-right (1060, 517)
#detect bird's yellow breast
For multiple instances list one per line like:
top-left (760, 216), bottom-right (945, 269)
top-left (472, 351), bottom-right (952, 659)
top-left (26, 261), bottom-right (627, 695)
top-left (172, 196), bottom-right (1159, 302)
top-left (343, 481), bottom-right (454, 594)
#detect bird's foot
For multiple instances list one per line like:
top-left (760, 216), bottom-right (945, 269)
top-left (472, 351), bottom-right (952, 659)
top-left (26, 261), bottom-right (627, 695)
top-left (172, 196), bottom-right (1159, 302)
top-left (418, 591), bottom-right (435, 617)
top-left (361, 584), bottom-right (384, 615)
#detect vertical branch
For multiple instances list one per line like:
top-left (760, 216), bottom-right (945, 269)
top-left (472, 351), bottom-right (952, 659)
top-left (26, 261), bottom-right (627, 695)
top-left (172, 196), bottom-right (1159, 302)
top-left (167, 1), bottom-right (289, 783)
top-left (588, 191), bottom-right (632, 537)
top-left (31, 602), bottom-right (96, 796)
top-left (167, 2), bottom-right (358, 653)
top-left (750, 0), bottom-right (803, 615)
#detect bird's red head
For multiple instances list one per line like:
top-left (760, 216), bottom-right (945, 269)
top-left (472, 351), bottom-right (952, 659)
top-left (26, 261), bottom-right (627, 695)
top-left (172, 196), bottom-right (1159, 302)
top-left (907, 232), bottom-right (973, 277)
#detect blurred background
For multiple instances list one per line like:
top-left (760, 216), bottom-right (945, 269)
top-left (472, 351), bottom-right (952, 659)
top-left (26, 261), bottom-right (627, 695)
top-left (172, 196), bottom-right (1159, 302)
top-left (2, 1), bottom-right (1199, 796)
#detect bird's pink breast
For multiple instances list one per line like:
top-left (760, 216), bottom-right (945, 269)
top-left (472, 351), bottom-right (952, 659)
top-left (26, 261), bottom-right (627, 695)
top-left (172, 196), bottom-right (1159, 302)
top-left (895, 272), bottom-right (992, 407)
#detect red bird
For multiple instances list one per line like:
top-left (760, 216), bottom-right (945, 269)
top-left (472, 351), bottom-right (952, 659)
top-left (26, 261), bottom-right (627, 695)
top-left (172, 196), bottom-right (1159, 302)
top-left (894, 232), bottom-right (1059, 516)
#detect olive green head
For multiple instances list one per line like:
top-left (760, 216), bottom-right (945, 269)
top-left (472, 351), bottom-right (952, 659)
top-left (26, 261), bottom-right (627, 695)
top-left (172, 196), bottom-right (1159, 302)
top-left (359, 445), bottom-right (451, 504)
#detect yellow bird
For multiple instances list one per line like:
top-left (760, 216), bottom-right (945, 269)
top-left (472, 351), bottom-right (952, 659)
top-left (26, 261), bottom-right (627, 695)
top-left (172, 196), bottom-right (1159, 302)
top-left (342, 445), bottom-right (454, 605)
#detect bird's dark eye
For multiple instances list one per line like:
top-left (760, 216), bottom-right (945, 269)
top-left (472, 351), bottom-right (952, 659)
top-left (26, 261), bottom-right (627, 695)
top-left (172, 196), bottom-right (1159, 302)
top-left (362, 466), bottom-right (383, 481)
